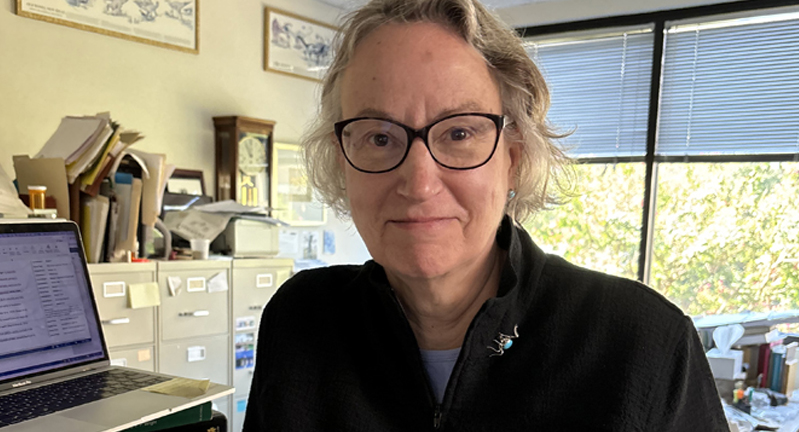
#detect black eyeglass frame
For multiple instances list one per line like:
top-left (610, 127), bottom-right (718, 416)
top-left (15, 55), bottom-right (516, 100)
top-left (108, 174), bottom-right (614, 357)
top-left (334, 112), bottom-right (506, 174)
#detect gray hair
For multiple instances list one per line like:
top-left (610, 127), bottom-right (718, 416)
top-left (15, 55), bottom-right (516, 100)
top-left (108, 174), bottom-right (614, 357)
top-left (302, 0), bottom-right (571, 222)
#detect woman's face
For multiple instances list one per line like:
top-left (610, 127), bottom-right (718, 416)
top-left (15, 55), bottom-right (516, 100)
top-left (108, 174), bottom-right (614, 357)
top-left (340, 22), bottom-right (520, 280)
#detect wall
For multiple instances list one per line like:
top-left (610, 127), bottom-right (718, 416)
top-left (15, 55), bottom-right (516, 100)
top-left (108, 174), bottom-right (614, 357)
top-left (0, 0), bottom-right (370, 264)
top-left (496, 0), bottom-right (739, 27)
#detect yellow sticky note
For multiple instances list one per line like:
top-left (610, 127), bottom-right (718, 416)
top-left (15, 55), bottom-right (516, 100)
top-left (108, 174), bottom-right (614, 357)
top-left (143, 377), bottom-right (211, 398)
top-left (137, 349), bottom-right (151, 362)
top-left (128, 282), bottom-right (161, 309)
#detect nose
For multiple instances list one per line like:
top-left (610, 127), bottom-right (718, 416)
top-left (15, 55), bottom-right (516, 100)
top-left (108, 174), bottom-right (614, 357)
top-left (395, 137), bottom-right (443, 201)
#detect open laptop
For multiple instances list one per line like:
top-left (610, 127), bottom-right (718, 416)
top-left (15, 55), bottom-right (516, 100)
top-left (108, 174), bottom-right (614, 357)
top-left (0, 219), bottom-right (233, 431)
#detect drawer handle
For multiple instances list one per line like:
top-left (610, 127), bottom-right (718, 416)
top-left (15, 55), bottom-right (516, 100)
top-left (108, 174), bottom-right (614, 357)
top-left (248, 305), bottom-right (264, 311)
top-left (179, 310), bottom-right (210, 317)
top-left (102, 318), bottom-right (131, 325)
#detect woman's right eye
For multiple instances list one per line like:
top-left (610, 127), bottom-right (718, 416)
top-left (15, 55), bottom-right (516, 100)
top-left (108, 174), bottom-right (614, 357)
top-left (369, 134), bottom-right (391, 147)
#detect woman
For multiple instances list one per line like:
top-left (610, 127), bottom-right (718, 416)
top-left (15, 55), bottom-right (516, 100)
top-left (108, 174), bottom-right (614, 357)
top-left (244, 0), bottom-right (728, 430)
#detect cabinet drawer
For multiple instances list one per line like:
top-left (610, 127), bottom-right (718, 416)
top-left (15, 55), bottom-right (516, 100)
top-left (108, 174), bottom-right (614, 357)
top-left (159, 334), bottom-right (230, 386)
top-left (231, 260), bottom-right (292, 331)
top-left (88, 264), bottom-right (157, 347)
top-left (108, 345), bottom-right (156, 372)
top-left (157, 263), bottom-right (230, 341)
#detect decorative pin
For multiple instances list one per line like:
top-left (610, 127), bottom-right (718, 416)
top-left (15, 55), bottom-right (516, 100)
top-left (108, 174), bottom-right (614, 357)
top-left (487, 325), bottom-right (519, 357)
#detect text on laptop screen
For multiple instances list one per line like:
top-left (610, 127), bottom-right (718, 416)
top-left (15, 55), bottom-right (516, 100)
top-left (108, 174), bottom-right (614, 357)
top-left (0, 230), bottom-right (105, 381)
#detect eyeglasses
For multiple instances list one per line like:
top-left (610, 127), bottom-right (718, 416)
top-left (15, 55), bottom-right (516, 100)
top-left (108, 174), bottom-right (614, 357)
top-left (334, 113), bottom-right (506, 173)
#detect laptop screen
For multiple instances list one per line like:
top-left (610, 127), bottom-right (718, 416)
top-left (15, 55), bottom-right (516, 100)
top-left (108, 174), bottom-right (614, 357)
top-left (0, 222), bottom-right (106, 383)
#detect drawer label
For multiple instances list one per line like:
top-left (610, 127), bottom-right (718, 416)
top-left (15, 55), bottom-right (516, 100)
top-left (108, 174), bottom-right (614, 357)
top-left (186, 277), bottom-right (206, 292)
top-left (187, 346), bottom-right (206, 362)
top-left (256, 273), bottom-right (273, 288)
top-left (103, 281), bottom-right (126, 298)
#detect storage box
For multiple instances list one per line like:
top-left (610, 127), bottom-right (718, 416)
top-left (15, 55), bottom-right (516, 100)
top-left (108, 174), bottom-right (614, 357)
top-left (706, 348), bottom-right (744, 380)
top-left (214, 218), bottom-right (280, 257)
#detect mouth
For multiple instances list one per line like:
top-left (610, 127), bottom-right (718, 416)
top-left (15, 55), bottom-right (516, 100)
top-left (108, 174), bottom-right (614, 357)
top-left (388, 217), bottom-right (455, 229)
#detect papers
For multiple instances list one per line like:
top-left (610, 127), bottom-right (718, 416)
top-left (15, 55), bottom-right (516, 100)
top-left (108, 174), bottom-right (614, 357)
top-left (194, 200), bottom-right (269, 214)
top-left (207, 272), bottom-right (228, 293)
top-left (143, 377), bottom-right (211, 399)
top-left (0, 163), bottom-right (32, 216)
top-left (13, 155), bottom-right (70, 219)
top-left (164, 210), bottom-right (232, 241)
top-left (35, 116), bottom-right (106, 164)
top-left (167, 276), bottom-right (182, 296)
top-left (128, 149), bottom-right (171, 228)
top-left (128, 282), bottom-right (161, 309)
top-left (66, 122), bottom-right (114, 184)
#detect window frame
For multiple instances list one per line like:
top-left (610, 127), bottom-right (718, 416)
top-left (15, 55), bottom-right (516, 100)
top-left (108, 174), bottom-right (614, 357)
top-left (516, 0), bottom-right (799, 283)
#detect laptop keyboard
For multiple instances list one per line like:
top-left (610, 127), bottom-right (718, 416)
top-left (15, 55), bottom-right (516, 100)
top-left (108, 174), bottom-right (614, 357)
top-left (0, 369), bottom-right (170, 428)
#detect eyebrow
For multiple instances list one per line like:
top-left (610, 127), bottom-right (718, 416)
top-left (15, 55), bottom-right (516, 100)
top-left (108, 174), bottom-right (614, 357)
top-left (352, 101), bottom-right (493, 123)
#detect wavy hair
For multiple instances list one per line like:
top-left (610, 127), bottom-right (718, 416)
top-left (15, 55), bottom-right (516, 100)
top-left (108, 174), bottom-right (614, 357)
top-left (301, 0), bottom-right (571, 222)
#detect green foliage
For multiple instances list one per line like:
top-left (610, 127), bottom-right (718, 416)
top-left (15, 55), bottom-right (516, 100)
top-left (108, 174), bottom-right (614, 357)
top-left (523, 161), bottom-right (799, 317)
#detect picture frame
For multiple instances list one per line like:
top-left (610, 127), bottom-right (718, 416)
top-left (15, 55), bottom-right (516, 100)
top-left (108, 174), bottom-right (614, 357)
top-left (16, 0), bottom-right (199, 54)
top-left (270, 143), bottom-right (327, 226)
top-left (167, 169), bottom-right (205, 196)
top-left (264, 7), bottom-right (337, 82)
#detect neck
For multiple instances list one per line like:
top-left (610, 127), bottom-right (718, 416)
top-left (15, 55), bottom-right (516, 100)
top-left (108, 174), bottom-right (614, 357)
top-left (387, 244), bottom-right (505, 350)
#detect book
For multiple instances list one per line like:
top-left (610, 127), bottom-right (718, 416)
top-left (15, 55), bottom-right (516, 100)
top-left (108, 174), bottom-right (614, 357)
top-left (759, 343), bottom-right (771, 388)
top-left (123, 402), bottom-right (212, 432)
top-left (80, 194), bottom-right (110, 264)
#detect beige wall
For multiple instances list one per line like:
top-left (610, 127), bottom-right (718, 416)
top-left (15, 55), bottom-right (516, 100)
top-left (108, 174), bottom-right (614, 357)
top-left (496, 0), bottom-right (738, 27)
top-left (0, 0), bottom-right (371, 264)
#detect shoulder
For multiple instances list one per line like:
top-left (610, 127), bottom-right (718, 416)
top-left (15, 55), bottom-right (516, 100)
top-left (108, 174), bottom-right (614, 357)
top-left (270, 263), bottom-right (367, 309)
top-left (537, 254), bottom-right (689, 338)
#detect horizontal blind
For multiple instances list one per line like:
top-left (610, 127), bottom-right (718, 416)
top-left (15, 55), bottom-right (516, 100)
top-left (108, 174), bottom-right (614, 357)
top-left (657, 12), bottom-right (799, 156)
top-left (526, 30), bottom-right (654, 159)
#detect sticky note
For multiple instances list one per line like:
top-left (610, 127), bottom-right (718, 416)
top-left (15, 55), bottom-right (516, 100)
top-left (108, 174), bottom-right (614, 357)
top-left (143, 377), bottom-right (211, 398)
top-left (128, 282), bottom-right (161, 309)
top-left (138, 349), bottom-right (151, 362)
top-left (110, 358), bottom-right (127, 367)
top-left (167, 276), bottom-right (182, 296)
top-left (208, 272), bottom-right (228, 293)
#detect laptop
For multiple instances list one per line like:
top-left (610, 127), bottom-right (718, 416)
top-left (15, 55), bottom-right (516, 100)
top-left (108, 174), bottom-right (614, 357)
top-left (0, 219), bottom-right (233, 431)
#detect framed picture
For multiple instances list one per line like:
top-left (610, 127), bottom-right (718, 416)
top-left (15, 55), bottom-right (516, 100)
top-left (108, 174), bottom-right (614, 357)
top-left (167, 169), bottom-right (205, 195)
top-left (16, 0), bottom-right (199, 54)
top-left (270, 143), bottom-right (326, 226)
top-left (264, 7), bottom-right (337, 82)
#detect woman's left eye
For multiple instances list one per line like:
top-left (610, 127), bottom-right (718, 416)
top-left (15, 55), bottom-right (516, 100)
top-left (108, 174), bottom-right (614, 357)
top-left (448, 128), bottom-right (470, 141)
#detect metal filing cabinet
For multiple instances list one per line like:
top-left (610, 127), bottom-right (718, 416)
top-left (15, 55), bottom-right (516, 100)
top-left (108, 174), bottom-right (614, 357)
top-left (88, 262), bottom-right (157, 372)
top-left (157, 259), bottom-right (233, 419)
top-left (229, 258), bottom-right (293, 432)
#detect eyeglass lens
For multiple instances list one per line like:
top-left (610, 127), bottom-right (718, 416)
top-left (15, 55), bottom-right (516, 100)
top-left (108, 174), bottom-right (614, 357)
top-left (340, 115), bottom-right (498, 172)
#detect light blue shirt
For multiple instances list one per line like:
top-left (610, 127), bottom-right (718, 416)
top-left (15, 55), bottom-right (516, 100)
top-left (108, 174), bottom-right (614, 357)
top-left (419, 347), bottom-right (461, 404)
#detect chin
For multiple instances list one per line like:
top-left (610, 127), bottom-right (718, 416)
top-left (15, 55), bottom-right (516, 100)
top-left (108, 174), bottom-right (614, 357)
top-left (378, 243), bottom-right (458, 280)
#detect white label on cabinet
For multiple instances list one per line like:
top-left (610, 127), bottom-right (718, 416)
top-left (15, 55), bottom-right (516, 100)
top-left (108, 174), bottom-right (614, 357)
top-left (186, 277), bottom-right (206, 292)
top-left (103, 281), bottom-right (126, 298)
top-left (187, 346), bottom-right (206, 362)
top-left (110, 358), bottom-right (127, 367)
top-left (256, 273), bottom-right (273, 288)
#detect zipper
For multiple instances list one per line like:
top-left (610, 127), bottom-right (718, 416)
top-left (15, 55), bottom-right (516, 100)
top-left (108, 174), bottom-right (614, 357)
top-left (433, 404), bottom-right (442, 429)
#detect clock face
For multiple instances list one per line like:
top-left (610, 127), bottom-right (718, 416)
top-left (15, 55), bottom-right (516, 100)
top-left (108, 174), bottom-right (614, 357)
top-left (239, 135), bottom-right (268, 176)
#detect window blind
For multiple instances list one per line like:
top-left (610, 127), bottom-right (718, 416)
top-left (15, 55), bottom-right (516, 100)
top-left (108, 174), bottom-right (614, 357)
top-left (657, 12), bottom-right (799, 157)
top-left (526, 29), bottom-right (654, 159)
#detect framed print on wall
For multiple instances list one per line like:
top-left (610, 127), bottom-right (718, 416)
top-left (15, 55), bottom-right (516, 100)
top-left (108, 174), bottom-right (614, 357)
top-left (270, 143), bottom-right (326, 226)
top-left (16, 0), bottom-right (198, 53)
top-left (264, 7), bottom-right (337, 82)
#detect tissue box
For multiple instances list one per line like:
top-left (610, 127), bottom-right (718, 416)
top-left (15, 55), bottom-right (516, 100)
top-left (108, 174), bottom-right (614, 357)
top-left (706, 349), bottom-right (744, 380)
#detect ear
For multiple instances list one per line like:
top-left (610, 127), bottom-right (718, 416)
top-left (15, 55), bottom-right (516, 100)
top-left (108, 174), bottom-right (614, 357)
top-left (504, 129), bottom-right (523, 189)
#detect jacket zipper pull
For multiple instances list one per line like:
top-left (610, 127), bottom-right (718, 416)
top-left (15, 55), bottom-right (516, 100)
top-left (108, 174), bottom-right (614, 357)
top-left (433, 405), bottom-right (441, 429)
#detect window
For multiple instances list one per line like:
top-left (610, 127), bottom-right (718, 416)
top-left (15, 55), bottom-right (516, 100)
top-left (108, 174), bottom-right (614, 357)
top-left (520, 4), bottom-right (799, 316)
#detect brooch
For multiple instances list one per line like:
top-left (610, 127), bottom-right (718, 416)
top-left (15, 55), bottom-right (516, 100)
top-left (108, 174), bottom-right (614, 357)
top-left (487, 325), bottom-right (519, 357)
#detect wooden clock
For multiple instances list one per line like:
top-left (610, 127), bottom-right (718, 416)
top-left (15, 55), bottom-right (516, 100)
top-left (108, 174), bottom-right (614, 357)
top-left (213, 116), bottom-right (276, 208)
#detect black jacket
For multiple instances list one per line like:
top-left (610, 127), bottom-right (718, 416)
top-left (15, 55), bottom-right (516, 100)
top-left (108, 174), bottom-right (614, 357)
top-left (244, 217), bottom-right (728, 431)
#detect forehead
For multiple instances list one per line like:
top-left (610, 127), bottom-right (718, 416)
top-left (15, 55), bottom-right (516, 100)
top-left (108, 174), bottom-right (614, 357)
top-left (339, 22), bottom-right (502, 122)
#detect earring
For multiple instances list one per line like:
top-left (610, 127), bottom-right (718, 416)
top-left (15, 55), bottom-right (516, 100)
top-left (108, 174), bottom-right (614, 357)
top-left (508, 190), bottom-right (516, 200)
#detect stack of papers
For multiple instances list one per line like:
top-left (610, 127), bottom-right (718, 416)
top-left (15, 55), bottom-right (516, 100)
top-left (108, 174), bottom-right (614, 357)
top-left (0, 163), bottom-right (31, 217)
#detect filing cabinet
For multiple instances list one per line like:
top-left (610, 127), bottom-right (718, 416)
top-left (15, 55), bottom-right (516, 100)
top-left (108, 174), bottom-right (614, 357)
top-left (88, 258), bottom-right (294, 431)
top-left (88, 262), bottom-right (157, 371)
top-left (230, 258), bottom-right (293, 431)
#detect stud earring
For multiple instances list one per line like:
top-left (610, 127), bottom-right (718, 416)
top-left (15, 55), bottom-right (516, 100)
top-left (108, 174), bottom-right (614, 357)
top-left (508, 190), bottom-right (516, 200)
